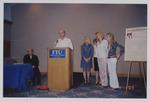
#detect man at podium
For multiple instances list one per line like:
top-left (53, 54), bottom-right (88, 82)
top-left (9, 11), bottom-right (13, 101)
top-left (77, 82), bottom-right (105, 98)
top-left (47, 30), bottom-right (73, 91)
top-left (55, 30), bottom-right (73, 50)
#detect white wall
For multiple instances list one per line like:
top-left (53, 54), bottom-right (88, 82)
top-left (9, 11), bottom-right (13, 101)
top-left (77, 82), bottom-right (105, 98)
top-left (11, 4), bottom-right (147, 74)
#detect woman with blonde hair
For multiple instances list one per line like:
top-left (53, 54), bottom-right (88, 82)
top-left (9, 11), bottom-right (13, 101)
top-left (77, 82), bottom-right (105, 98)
top-left (81, 36), bottom-right (94, 85)
top-left (96, 32), bottom-right (108, 88)
top-left (106, 33), bottom-right (124, 90)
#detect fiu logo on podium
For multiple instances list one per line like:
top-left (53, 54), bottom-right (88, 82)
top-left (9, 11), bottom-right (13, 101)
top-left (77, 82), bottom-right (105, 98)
top-left (49, 49), bottom-right (66, 58)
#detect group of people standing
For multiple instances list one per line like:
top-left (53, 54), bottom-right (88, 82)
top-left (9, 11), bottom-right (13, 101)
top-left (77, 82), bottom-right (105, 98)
top-left (23, 30), bottom-right (124, 90)
top-left (81, 32), bottom-right (124, 90)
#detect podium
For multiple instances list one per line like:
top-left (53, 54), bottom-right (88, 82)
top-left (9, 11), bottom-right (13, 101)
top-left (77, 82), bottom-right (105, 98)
top-left (47, 47), bottom-right (73, 91)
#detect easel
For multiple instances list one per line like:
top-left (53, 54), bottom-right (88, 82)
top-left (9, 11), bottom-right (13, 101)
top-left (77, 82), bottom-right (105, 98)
top-left (126, 61), bottom-right (147, 94)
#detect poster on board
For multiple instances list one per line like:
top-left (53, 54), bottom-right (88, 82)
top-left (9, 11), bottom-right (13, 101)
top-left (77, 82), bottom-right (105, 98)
top-left (125, 27), bottom-right (147, 62)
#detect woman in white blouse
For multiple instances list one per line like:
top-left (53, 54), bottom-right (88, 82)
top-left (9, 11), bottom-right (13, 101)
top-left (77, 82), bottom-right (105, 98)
top-left (96, 32), bottom-right (108, 88)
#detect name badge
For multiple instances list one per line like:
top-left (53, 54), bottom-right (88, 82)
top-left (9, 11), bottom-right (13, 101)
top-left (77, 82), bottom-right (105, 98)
top-left (49, 49), bottom-right (66, 58)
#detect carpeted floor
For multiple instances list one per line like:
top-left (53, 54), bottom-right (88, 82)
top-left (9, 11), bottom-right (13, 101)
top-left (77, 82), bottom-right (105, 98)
top-left (3, 73), bottom-right (146, 98)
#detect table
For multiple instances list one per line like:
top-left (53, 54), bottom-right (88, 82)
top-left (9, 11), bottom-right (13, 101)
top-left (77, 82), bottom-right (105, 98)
top-left (4, 63), bottom-right (34, 91)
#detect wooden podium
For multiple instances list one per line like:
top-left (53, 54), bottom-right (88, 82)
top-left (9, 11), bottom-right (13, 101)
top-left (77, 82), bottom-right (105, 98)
top-left (47, 47), bottom-right (73, 91)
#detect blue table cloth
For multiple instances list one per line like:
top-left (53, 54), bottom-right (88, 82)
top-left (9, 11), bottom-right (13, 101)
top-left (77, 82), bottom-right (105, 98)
top-left (4, 63), bottom-right (34, 91)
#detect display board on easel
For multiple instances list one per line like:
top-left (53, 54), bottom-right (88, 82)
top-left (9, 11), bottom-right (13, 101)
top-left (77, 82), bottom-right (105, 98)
top-left (124, 27), bottom-right (147, 93)
top-left (125, 27), bottom-right (147, 62)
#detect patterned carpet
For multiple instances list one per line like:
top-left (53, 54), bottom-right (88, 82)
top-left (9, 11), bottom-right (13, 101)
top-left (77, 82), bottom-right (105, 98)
top-left (3, 73), bottom-right (146, 98)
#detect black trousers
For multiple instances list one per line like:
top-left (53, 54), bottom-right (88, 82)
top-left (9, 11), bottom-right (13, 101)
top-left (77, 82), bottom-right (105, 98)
top-left (32, 67), bottom-right (41, 85)
top-left (94, 57), bottom-right (99, 71)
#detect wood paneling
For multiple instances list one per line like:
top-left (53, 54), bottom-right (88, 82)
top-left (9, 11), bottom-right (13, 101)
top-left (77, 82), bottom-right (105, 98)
top-left (4, 19), bottom-right (13, 24)
top-left (4, 40), bottom-right (10, 57)
top-left (47, 47), bottom-right (73, 91)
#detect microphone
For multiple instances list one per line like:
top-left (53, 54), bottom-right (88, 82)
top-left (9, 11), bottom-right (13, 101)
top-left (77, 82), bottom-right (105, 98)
top-left (54, 40), bottom-right (58, 46)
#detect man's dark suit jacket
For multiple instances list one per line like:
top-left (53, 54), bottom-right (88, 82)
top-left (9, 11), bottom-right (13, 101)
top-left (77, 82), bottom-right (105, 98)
top-left (23, 54), bottom-right (39, 68)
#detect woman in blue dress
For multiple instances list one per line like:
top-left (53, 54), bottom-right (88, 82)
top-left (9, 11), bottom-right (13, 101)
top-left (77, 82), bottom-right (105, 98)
top-left (81, 36), bottom-right (94, 85)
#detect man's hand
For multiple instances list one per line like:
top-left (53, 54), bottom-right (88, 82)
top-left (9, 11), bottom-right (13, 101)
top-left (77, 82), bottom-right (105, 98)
top-left (32, 65), bottom-right (35, 68)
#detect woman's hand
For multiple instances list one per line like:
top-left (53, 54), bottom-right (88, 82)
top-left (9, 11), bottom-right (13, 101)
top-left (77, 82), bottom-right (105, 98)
top-left (86, 57), bottom-right (91, 62)
top-left (84, 57), bottom-right (90, 63)
top-left (85, 58), bottom-right (89, 63)
top-left (117, 54), bottom-right (120, 60)
top-left (83, 57), bottom-right (87, 62)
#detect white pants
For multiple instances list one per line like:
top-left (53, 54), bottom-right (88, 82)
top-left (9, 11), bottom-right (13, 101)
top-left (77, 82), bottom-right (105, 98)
top-left (108, 58), bottom-right (119, 88)
top-left (97, 58), bottom-right (108, 86)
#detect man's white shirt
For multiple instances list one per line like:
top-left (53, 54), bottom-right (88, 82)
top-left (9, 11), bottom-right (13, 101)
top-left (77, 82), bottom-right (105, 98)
top-left (55, 37), bottom-right (73, 50)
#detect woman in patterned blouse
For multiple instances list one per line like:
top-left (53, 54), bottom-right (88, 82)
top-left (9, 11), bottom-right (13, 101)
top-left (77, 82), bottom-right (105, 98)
top-left (105, 33), bottom-right (124, 90)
